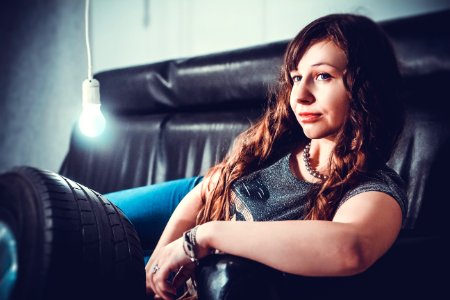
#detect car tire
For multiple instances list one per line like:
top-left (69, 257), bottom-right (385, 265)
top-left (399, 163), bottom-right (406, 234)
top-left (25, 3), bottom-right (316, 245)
top-left (0, 166), bottom-right (146, 300)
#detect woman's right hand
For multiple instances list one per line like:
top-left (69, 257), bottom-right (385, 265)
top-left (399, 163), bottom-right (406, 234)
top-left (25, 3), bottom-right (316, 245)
top-left (145, 223), bottom-right (214, 299)
top-left (145, 236), bottom-right (195, 299)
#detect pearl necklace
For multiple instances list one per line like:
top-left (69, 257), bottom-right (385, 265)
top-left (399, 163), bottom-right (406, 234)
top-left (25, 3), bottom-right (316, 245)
top-left (302, 142), bottom-right (329, 180)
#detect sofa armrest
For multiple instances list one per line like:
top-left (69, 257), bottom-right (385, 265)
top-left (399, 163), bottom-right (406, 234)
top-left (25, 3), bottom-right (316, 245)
top-left (195, 254), bottom-right (283, 300)
top-left (195, 234), bottom-right (449, 300)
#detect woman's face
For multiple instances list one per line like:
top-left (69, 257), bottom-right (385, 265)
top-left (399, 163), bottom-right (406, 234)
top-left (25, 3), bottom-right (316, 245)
top-left (289, 40), bottom-right (350, 141)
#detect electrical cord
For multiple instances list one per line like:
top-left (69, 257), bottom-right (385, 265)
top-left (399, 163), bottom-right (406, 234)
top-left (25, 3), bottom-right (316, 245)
top-left (85, 0), bottom-right (93, 80)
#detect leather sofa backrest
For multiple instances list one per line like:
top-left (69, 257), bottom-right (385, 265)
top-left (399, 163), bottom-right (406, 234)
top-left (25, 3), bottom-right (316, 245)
top-left (60, 10), bottom-right (450, 232)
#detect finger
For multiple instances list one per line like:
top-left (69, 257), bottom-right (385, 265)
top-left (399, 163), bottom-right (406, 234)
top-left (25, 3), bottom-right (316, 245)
top-left (145, 266), bottom-right (156, 295)
top-left (172, 266), bottom-right (193, 289)
top-left (153, 267), bottom-right (177, 300)
top-left (145, 252), bottom-right (161, 293)
top-left (146, 262), bottom-right (162, 296)
top-left (158, 270), bottom-right (178, 296)
top-left (154, 281), bottom-right (176, 300)
top-left (172, 272), bottom-right (191, 290)
top-left (146, 273), bottom-right (156, 296)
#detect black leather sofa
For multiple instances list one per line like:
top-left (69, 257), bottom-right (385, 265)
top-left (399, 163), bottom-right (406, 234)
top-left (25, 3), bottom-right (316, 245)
top-left (57, 9), bottom-right (449, 299)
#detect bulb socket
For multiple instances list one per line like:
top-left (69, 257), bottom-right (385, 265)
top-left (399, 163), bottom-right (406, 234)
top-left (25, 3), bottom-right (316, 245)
top-left (82, 78), bottom-right (101, 106)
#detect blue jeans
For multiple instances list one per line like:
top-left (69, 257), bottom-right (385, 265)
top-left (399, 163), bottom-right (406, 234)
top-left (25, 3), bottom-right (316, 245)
top-left (104, 176), bottom-right (203, 260)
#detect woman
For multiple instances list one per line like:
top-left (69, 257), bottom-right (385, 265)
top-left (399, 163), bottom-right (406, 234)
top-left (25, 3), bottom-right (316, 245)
top-left (106, 13), bottom-right (407, 300)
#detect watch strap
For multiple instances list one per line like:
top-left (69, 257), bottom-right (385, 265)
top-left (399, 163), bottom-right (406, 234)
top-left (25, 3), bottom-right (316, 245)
top-left (183, 226), bottom-right (199, 265)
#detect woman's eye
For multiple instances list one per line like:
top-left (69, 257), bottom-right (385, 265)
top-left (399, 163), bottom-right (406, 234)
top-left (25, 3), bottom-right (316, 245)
top-left (316, 73), bottom-right (331, 81)
top-left (291, 75), bottom-right (301, 82)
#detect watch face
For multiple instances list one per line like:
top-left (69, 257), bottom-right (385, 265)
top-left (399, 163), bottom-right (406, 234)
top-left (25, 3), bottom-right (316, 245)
top-left (187, 243), bottom-right (194, 255)
top-left (184, 231), bottom-right (196, 258)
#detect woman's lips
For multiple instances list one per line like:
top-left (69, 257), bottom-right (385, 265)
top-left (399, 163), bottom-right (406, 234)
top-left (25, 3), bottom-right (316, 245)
top-left (299, 112), bottom-right (322, 123)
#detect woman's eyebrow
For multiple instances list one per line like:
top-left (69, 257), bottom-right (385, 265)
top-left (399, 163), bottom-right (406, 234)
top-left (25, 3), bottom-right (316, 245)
top-left (291, 62), bottom-right (345, 74)
top-left (311, 62), bottom-right (340, 69)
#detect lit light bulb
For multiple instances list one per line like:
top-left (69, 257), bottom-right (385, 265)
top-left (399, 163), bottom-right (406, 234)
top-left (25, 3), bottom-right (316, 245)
top-left (79, 78), bottom-right (106, 137)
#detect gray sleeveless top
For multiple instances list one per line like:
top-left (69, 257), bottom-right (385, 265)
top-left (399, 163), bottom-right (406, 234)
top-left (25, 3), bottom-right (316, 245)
top-left (230, 153), bottom-right (408, 222)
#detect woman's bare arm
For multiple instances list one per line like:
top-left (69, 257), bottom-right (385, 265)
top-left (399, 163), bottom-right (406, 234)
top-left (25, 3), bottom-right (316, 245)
top-left (150, 183), bottom-right (202, 253)
top-left (196, 191), bottom-right (402, 276)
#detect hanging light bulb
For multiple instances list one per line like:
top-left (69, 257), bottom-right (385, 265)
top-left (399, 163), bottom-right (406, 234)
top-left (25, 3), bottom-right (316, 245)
top-left (79, 78), bottom-right (105, 137)
top-left (79, 0), bottom-right (105, 137)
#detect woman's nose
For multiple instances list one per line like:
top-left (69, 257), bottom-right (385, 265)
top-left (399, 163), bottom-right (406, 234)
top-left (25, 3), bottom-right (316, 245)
top-left (292, 81), bottom-right (314, 104)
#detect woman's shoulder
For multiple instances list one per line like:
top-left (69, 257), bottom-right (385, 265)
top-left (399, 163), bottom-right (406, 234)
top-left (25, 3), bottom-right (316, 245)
top-left (339, 166), bottom-right (408, 220)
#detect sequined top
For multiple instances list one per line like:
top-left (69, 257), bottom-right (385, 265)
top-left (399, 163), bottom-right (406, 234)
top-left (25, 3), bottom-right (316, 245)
top-left (231, 153), bottom-right (408, 222)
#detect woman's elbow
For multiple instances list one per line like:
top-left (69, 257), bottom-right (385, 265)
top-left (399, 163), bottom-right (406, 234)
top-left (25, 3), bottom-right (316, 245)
top-left (338, 236), bottom-right (374, 276)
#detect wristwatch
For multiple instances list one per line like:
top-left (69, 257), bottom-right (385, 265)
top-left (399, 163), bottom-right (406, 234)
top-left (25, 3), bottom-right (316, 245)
top-left (183, 226), bottom-right (199, 265)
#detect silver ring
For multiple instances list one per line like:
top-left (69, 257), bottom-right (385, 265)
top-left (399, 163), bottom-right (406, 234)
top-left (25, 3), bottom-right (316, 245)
top-left (151, 264), bottom-right (160, 274)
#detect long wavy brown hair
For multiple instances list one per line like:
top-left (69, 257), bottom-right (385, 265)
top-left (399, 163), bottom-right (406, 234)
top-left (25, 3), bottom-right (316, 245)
top-left (197, 14), bottom-right (403, 224)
